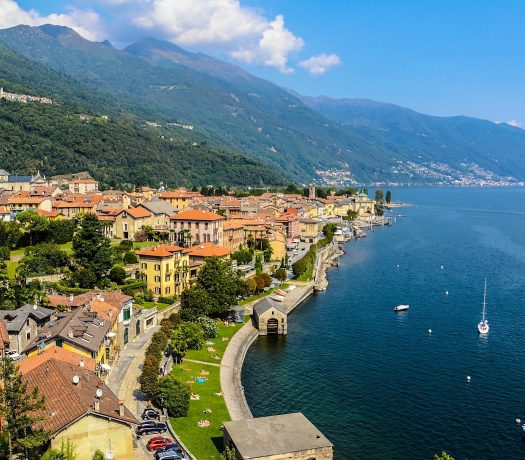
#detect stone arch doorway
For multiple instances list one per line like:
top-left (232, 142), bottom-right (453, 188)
top-left (267, 318), bottom-right (279, 334)
top-left (136, 320), bottom-right (141, 336)
top-left (124, 327), bottom-right (129, 345)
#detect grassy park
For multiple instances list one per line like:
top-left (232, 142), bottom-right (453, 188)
top-left (170, 321), bottom-right (245, 460)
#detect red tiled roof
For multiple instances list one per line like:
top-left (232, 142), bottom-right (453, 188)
top-left (17, 345), bottom-right (96, 374)
top-left (188, 242), bottom-right (230, 258)
top-left (223, 221), bottom-right (244, 230)
top-left (89, 300), bottom-right (118, 325)
top-left (170, 209), bottom-right (224, 221)
top-left (121, 207), bottom-right (151, 219)
top-left (25, 359), bottom-right (137, 435)
top-left (70, 179), bottom-right (97, 184)
top-left (136, 245), bottom-right (185, 258)
top-left (8, 196), bottom-right (48, 204)
top-left (36, 209), bottom-right (60, 218)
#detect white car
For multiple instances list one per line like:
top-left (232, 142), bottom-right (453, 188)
top-left (5, 350), bottom-right (21, 361)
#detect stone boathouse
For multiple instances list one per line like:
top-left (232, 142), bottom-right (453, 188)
top-left (223, 412), bottom-right (333, 460)
top-left (253, 298), bottom-right (287, 335)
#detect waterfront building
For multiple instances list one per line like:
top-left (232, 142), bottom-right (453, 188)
top-left (253, 298), bottom-right (287, 335)
top-left (170, 209), bottom-right (225, 246)
top-left (223, 412), bottom-right (333, 460)
top-left (136, 244), bottom-right (190, 297)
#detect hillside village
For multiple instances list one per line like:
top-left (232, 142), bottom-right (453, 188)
top-left (0, 168), bottom-right (379, 459)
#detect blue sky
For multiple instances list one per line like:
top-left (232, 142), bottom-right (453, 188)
top-left (5, 0), bottom-right (525, 125)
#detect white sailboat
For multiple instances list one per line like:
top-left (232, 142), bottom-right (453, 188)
top-left (477, 277), bottom-right (489, 334)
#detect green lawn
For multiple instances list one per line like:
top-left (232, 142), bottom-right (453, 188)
top-left (132, 241), bottom-right (158, 249)
top-left (297, 266), bottom-right (314, 282)
top-left (170, 321), bottom-right (245, 459)
top-left (138, 300), bottom-right (173, 311)
top-left (239, 283), bottom-right (289, 306)
top-left (6, 260), bottom-right (18, 279)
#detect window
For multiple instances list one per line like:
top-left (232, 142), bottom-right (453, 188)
top-left (26, 319), bottom-right (30, 326)
top-left (26, 331), bottom-right (31, 341)
top-left (154, 287), bottom-right (161, 295)
top-left (205, 223), bottom-right (209, 230)
top-left (105, 347), bottom-right (110, 360)
top-left (154, 264), bottom-right (160, 271)
top-left (165, 287), bottom-right (171, 294)
top-left (56, 339), bottom-right (63, 348)
top-left (165, 275), bottom-right (171, 282)
top-left (141, 263), bottom-right (147, 269)
top-left (123, 309), bottom-right (131, 321)
top-left (154, 276), bottom-right (160, 282)
top-left (165, 264), bottom-right (169, 272)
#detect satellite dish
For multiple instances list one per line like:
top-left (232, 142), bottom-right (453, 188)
top-left (72, 375), bottom-right (80, 385)
top-left (96, 388), bottom-right (103, 399)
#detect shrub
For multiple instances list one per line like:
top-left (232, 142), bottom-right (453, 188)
top-left (0, 246), bottom-right (10, 260)
top-left (197, 316), bottom-right (219, 338)
top-left (123, 251), bottom-right (138, 264)
top-left (260, 273), bottom-right (272, 287)
top-left (158, 296), bottom-right (175, 304)
top-left (119, 239), bottom-right (133, 250)
top-left (69, 268), bottom-right (97, 289)
top-left (153, 375), bottom-right (191, 418)
top-left (144, 289), bottom-right (154, 302)
top-left (109, 266), bottom-right (127, 284)
top-left (275, 268), bottom-right (287, 282)
top-left (253, 275), bottom-right (265, 292)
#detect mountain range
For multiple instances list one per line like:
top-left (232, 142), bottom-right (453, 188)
top-left (0, 24), bottom-right (524, 186)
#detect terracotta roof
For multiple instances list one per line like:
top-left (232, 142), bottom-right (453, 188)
top-left (158, 190), bottom-right (200, 199)
top-left (89, 300), bottom-right (118, 325)
top-left (0, 205), bottom-right (11, 215)
top-left (188, 242), bottom-right (230, 258)
top-left (36, 209), bottom-right (60, 218)
top-left (47, 291), bottom-right (133, 310)
top-left (223, 221), bottom-right (244, 230)
top-left (17, 345), bottom-right (96, 374)
top-left (0, 319), bottom-right (9, 350)
top-left (53, 200), bottom-right (96, 209)
top-left (25, 359), bottom-right (137, 435)
top-left (136, 245), bottom-right (185, 258)
top-left (170, 209), bottom-right (225, 221)
top-left (8, 196), bottom-right (48, 204)
top-left (120, 207), bottom-right (151, 219)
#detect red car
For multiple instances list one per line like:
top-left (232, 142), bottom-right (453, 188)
top-left (147, 437), bottom-right (173, 451)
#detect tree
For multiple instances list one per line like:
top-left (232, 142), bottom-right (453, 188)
top-left (275, 268), bottom-right (287, 283)
top-left (17, 210), bottom-right (49, 246)
top-left (180, 285), bottom-right (212, 322)
top-left (119, 239), bottom-right (133, 250)
top-left (109, 266), bottom-right (127, 284)
top-left (231, 247), bottom-right (253, 265)
top-left (42, 440), bottom-right (77, 460)
top-left (47, 219), bottom-right (77, 244)
top-left (196, 257), bottom-right (242, 317)
top-left (374, 189), bottom-right (384, 202)
top-left (434, 452), bottom-right (455, 460)
top-left (0, 246), bottom-right (10, 260)
top-left (72, 214), bottom-right (112, 286)
top-left (0, 220), bottom-right (22, 248)
top-left (245, 277), bottom-right (257, 295)
top-left (345, 210), bottom-right (358, 221)
top-left (123, 250), bottom-right (138, 264)
top-left (254, 254), bottom-right (263, 275)
top-left (0, 357), bottom-right (49, 459)
top-left (385, 190), bottom-right (392, 203)
top-left (253, 275), bottom-right (265, 292)
top-left (153, 375), bottom-right (191, 418)
top-left (197, 316), bottom-right (219, 338)
top-left (92, 450), bottom-right (105, 460)
top-left (171, 322), bottom-right (205, 352)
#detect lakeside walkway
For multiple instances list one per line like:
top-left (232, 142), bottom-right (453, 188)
top-left (220, 281), bottom-right (314, 421)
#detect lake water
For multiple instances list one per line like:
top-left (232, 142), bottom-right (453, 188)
top-left (242, 188), bottom-right (525, 460)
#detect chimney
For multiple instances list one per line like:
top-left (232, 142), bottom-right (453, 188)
top-left (118, 400), bottom-right (125, 417)
top-left (69, 294), bottom-right (74, 302)
top-left (93, 400), bottom-right (100, 412)
top-left (79, 358), bottom-right (85, 368)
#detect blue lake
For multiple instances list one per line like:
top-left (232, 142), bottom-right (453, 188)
top-left (242, 188), bottom-right (525, 460)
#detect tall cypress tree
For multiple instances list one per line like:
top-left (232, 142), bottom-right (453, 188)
top-left (0, 357), bottom-right (49, 459)
top-left (72, 213), bottom-right (112, 286)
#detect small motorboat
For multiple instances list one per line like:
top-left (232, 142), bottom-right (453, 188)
top-left (394, 304), bottom-right (409, 312)
top-left (272, 295), bottom-right (285, 302)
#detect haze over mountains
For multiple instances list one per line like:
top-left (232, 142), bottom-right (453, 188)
top-left (0, 24), bottom-right (524, 187)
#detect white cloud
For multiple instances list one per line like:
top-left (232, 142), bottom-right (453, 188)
top-left (128, 0), bottom-right (304, 73)
top-left (299, 53), bottom-right (341, 76)
top-left (0, 0), bottom-right (104, 41)
top-left (506, 120), bottom-right (522, 128)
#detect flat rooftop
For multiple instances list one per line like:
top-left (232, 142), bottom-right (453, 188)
top-left (224, 412), bottom-right (332, 459)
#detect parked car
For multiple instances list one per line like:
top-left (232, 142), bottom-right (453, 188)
top-left (155, 443), bottom-right (183, 458)
top-left (136, 422), bottom-right (167, 437)
top-left (5, 350), bottom-right (21, 361)
top-left (137, 420), bottom-right (157, 429)
top-left (147, 437), bottom-right (173, 451)
top-left (156, 451), bottom-right (183, 460)
top-left (142, 408), bottom-right (161, 420)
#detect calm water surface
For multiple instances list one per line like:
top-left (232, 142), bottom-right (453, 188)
top-left (242, 188), bottom-right (525, 460)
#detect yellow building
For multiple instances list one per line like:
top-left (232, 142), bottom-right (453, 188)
top-left (25, 359), bottom-right (137, 460)
top-left (113, 207), bottom-right (152, 240)
top-left (300, 218), bottom-right (321, 243)
top-left (158, 189), bottom-right (202, 210)
top-left (137, 245), bottom-right (191, 297)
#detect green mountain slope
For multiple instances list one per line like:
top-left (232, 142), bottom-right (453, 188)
top-left (0, 43), bottom-right (284, 187)
top-left (299, 95), bottom-right (525, 184)
top-left (0, 25), bottom-right (395, 182)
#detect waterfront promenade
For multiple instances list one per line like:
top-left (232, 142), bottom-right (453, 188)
top-left (220, 281), bottom-right (314, 420)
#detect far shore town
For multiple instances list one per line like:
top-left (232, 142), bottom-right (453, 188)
top-left (0, 170), bottom-right (395, 460)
